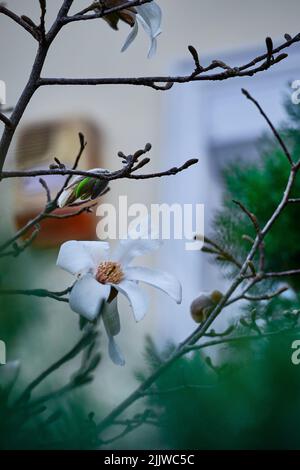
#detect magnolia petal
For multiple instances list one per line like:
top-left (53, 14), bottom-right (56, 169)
top-left (102, 298), bottom-right (121, 337)
top-left (113, 223), bottom-right (162, 266)
top-left (136, 16), bottom-right (157, 58)
top-left (147, 36), bottom-right (157, 59)
top-left (114, 279), bottom-right (148, 322)
top-left (57, 175), bottom-right (83, 208)
top-left (57, 241), bottom-right (95, 276)
top-left (79, 241), bottom-right (110, 267)
top-left (57, 240), bottom-right (109, 276)
top-left (69, 274), bottom-right (110, 321)
top-left (108, 336), bottom-right (125, 366)
top-left (121, 17), bottom-right (139, 53)
top-left (125, 266), bottom-right (182, 304)
top-left (65, 175), bottom-right (84, 191)
top-left (136, 2), bottom-right (162, 38)
top-left (113, 239), bottom-right (161, 266)
top-left (57, 188), bottom-right (74, 208)
top-left (101, 298), bottom-right (125, 366)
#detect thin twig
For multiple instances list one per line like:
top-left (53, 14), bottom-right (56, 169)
top-left (0, 286), bottom-right (72, 303)
top-left (227, 286), bottom-right (288, 305)
top-left (0, 158), bottom-right (199, 182)
top-left (288, 198), bottom-right (300, 203)
top-left (0, 112), bottom-right (12, 128)
top-left (233, 199), bottom-right (265, 272)
top-left (39, 178), bottom-right (51, 202)
top-left (184, 326), bottom-right (299, 353)
top-left (0, 133), bottom-right (88, 253)
top-left (264, 269), bottom-right (300, 278)
top-left (242, 88), bottom-right (293, 165)
top-left (39, 0), bottom-right (47, 40)
top-left (69, 0), bottom-right (154, 22)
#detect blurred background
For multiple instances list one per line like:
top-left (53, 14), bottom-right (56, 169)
top-left (1, 0), bottom-right (300, 449)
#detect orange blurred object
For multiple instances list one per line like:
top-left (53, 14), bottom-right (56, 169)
top-left (14, 118), bottom-right (102, 247)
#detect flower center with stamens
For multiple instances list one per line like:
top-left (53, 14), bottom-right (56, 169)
top-left (96, 261), bottom-right (124, 284)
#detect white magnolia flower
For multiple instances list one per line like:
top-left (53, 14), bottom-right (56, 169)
top-left (58, 168), bottom-right (109, 208)
top-left (0, 361), bottom-right (20, 394)
top-left (121, 2), bottom-right (162, 58)
top-left (57, 234), bottom-right (182, 366)
top-left (100, 1), bottom-right (162, 58)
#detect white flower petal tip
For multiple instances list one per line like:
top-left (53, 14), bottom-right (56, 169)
top-left (57, 191), bottom-right (71, 208)
top-left (101, 299), bottom-right (125, 366)
top-left (69, 274), bottom-right (110, 321)
top-left (125, 266), bottom-right (182, 305)
top-left (136, 2), bottom-right (162, 58)
top-left (121, 1), bottom-right (162, 58)
top-left (121, 19), bottom-right (139, 53)
top-left (108, 336), bottom-right (125, 367)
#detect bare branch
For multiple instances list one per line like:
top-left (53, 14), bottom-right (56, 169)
top-left (66, 0), bottom-right (154, 23)
top-left (242, 88), bottom-right (293, 165)
top-left (264, 269), bottom-right (300, 278)
top-left (39, 0), bottom-right (47, 40)
top-left (228, 286), bottom-right (289, 305)
top-left (53, 132), bottom-right (87, 203)
top-left (38, 51), bottom-right (289, 90)
top-left (0, 112), bottom-right (13, 128)
top-left (233, 199), bottom-right (265, 272)
top-left (95, 94), bottom-right (300, 437)
top-left (0, 1), bottom-right (74, 172)
top-left (0, 134), bottom-right (91, 254)
top-left (0, 157), bottom-right (199, 182)
top-left (15, 327), bottom-right (97, 405)
top-left (201, 236), bottom-right (242, 270)
top-left (39, 178), bottom-right (51, 202)
top-left (288, 198), bottom-right (300, 203)
top-left (0, 4), bottom-right (39, 39)
top-left (0, 141), bottom-right (198, 254)
top-left (233, 200), bottom-right (261, 234)
top-left (184, 326), bottom-right (299, 353)
top-left (0, 286), bottom-right (72, 303)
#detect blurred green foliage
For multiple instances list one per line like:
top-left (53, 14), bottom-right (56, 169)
top-left (139, 320), bottom-right (300, 450)
top-left (211, 96), bottom-right (300, 289)
top-left (132, 95), bottom-right (300, 450)
top-left (0, 244), bottom-right (104, 450)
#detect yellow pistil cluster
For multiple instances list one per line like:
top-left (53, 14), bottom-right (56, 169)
top-left (96, 261), bottom-right (124, 285)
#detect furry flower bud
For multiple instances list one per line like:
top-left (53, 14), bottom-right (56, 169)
top-left (190, 290), bottom-right (223, 323)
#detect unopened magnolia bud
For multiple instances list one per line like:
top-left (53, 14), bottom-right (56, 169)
top-left (58, 168), bottom-right (108, 208)
top-left (190, 290), bottom-right (223, 324)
